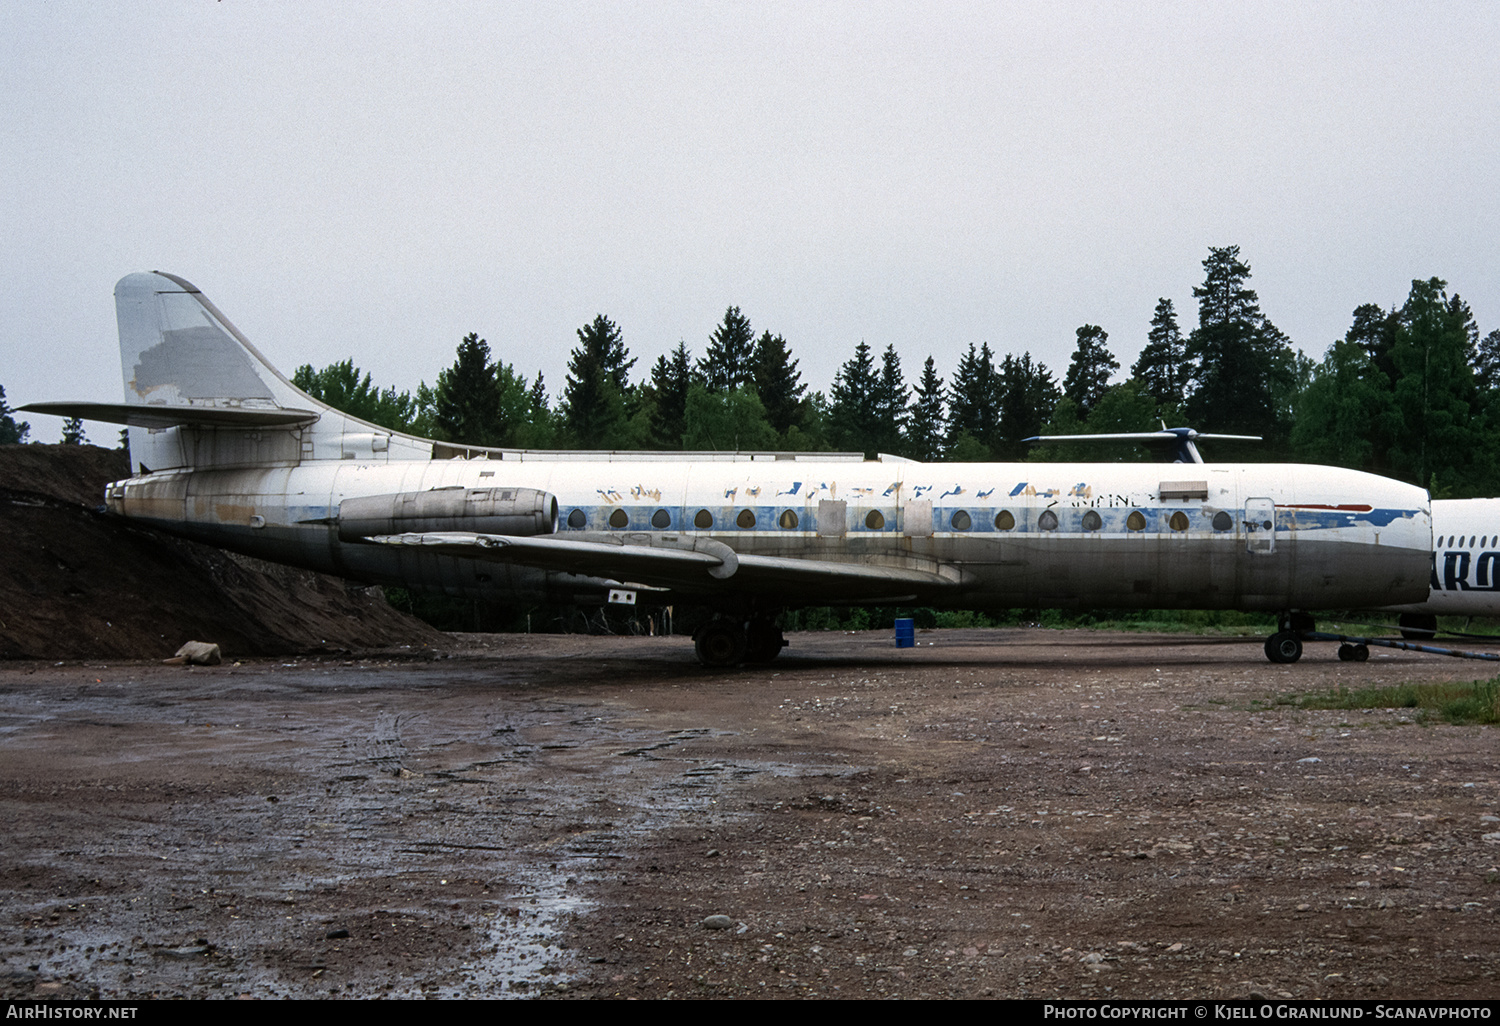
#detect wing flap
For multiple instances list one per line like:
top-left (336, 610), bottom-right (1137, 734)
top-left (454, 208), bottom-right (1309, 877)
top-left (365, 531), bottom-right (961, 598)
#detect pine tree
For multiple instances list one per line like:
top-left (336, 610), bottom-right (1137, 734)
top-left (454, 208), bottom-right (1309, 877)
top-left (0, 385), bottom-right (29, 444)
top-left (562, 315), bottom-right (635, 448)
top-left (828, 341), bottom-right (882, 453)
top-left (61, 417), bottom-right (86, 445)
top-left (699, 307), bottom-right (756, 393)
top-left (1132, 299), bottom-right (1187, 410)
top-left (1061, 324), bottom-right (1119, 417)
top-left (1183, 246), bottom-right (1296, 449)
top-left (906, 357), bottom-right (946, 462)
top-left (751, 332), bottom-right (806, 436)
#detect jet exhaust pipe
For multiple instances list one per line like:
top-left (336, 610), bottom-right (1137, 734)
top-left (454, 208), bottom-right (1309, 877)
top-left (338, 486), bottom-right (558, 542)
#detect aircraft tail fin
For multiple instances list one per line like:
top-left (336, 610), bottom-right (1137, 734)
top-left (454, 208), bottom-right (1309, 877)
top-left (110, 272), bottom-right (431, 472)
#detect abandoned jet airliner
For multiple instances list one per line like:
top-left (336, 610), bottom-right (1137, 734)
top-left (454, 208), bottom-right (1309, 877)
top-left (24, 271), bottom-right (1434, 666)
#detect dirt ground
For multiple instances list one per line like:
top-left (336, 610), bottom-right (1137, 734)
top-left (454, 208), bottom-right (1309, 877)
top-left (0, 627), bottom-right (1496, 1000)
top-left (0, 444), bottom-right (441, 659)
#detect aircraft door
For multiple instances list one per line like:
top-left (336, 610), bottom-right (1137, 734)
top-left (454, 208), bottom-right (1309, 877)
top-left (1245, 497), bottom-right (1276, 555)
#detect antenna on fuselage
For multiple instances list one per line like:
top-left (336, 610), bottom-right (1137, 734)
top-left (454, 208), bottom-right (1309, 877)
top-left (1022, 426), bottom-right (1262, 464)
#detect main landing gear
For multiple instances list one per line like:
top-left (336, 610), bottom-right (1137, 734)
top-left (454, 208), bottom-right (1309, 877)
top-left (693, 616), bottom-right (788, 668)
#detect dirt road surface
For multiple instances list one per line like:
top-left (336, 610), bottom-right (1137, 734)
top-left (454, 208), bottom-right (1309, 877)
top-left (1, 628), bottom-right (1496, 1000)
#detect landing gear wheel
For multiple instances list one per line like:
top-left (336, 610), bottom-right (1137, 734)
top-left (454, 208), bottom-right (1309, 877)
top-left (1265, 631), bottom-right (1304, 664)
top-left (1337, 643), bottom-right (1369, 662)
top-left (1399, 613), bottom-right (1437, 641)
top-left (744, 619), bottom-right (788, 663)
top-left (694, 619), bottom-right (746, 668)
top-left (1351, 644), bottom-right (1369, 662)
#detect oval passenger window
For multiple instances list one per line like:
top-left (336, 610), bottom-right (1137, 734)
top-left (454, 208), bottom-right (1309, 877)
top-left (608, 508), bottom-right (628, 529)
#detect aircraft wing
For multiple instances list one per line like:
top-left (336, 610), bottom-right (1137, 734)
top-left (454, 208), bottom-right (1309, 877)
top-left (20, 401), bottom-right (320, 429)
top-left (366, 531), bottom-right (963, 600)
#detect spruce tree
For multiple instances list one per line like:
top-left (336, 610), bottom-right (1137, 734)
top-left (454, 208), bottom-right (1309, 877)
top-left (434, 333), bottom-right (502, 446)
top-left (1132, 299), bottom-right (1187, 410)
top-left (562, 315), bottom-right (635, 448)
top-left (699, 307), bottom-right (756, 393)
top-left (946, 342), bottom-right (1000, 455)
top-left (0, 386), bottom-right (29, 444)
top-left (751, 331), bottom-right (806, 435)
top-left (828, 341), bottom-right (882, 453)
top-left (61, 417), bottom-right (87, 445)
top-left (906, 357), bottom-right (946, 462)
top-left (996, 352), bottom-right (1059, 460)
top-left (648, 343), bottom-right (693, 448)
top-left (872, 344), bottom-right (909, 456)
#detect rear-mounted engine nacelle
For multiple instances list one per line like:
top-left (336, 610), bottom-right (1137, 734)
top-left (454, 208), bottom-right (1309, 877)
top-left (338, 486), bottom-right (558, 541)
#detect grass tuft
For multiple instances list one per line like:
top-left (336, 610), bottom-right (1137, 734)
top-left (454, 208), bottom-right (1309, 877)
top-left (1289, 678), bottom-right (1500, 725)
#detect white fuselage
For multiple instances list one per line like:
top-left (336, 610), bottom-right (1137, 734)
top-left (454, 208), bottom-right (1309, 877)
top-left (1386, 497), bottom-right (1500, 616)
top-left (108, 454), bottom-right (1434, 613)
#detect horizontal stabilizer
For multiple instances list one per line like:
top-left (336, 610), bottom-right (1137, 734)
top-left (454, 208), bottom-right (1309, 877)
top-left (21, 401), bottom-right (320, 430)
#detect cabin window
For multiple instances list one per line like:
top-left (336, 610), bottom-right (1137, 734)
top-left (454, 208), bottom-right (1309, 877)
top-left (1212, 511), bottom-right (1233, 532)
top-left (950, 510), bottom-right (972, 531)
top-left (865, 510), bottom-right (886, 530)
top-left (567, 509), bottom-right (587, 529)
top-left (995, 510), bottom-right (1016, 531)
top-left (737, 508), bottom-right (757, 529)
top-left (695, 509), bottom-right (714, 529)
top-left (608, 508), bottom-right (629, 529)
top-left (1081, 510), bottom-right (1102, 532)
top-left (1126, 510), bottom-right (1146, 532)
top-left (779, 509), bottom-right (799, 529)
top-left (1169, 511), bottom-right (1190, 532)
top-left (1038, 510), bottom-right (1059, 531)
top-left (1471, 536), bottom-right (1477, 547)
top-left (651, 508), bottom-right (671, 529)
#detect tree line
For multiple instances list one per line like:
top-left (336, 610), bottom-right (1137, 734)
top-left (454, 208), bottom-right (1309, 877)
top-left (6, 245), bottom-right (1498, 498)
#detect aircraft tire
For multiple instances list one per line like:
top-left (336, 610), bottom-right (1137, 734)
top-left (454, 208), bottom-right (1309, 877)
top-left (695, 620), bottom-right (747, 668)
top-left (1337, 644), bottom-right (1355, 662)
top-left (1264, 632), bottom-right (1303, 664)
top-left (744, 620), bottom-right (787, 663)
top-left (1399, 613), bottom-right (1437, 641)
top-left (1352, 644), bottom-right (1370, 662)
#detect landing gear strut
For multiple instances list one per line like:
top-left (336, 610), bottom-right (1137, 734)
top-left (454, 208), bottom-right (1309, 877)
top-left (1398, 613), bottom-right (1438, 640)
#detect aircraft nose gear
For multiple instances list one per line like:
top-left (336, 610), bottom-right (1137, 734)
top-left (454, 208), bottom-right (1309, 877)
top-left (1337, 643), bottom-right (1371, 662)
top-left (1264, 632), bottom-right (1304, 664)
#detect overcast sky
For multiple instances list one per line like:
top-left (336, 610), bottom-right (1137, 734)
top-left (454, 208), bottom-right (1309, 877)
top-left (4, 1), bottom-right (1498, 441)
